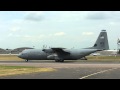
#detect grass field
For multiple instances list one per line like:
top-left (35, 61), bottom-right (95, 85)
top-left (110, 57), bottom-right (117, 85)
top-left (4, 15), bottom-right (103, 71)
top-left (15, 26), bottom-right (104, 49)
top-left (87, 56), bottom-right (120, 60)
top-left (0, 55), bottom-right (120, 61)
top-left (0, 55), bottom-right (23, 61)
top-left (0, 55), bottom-right (120, 77)
top-left (0, 55), bottom-right (56, 76)
top-left (0, 65), bottom-right (56, 76)
top-left (85, 56), bottom-right (120, 62)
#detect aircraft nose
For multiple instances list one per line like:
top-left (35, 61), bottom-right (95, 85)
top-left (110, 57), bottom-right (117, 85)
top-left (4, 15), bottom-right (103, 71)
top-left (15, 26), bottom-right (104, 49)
top-left (18, 53), bottom-right (22, 58)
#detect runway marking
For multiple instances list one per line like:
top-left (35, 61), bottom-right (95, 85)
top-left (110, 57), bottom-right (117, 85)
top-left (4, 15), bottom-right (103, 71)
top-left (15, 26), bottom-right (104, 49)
top-left (79, 68), bottom-right (118, 79)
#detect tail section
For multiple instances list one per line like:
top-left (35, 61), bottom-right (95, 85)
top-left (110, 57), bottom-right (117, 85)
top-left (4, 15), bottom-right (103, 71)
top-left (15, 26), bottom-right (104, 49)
top-left (87, 30), bottom-right (109, 50)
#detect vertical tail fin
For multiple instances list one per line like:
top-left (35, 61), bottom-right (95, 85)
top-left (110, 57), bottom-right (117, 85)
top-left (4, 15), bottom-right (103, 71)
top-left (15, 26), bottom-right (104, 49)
top-left (87, 30), bottom-right (109, 50)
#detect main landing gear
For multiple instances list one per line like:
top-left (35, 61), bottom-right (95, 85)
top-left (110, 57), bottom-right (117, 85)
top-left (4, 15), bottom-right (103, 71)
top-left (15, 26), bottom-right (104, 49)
top-left (84, 57), bottom-right (88, 60)
top-left (55, 59), bottom-right (64, 62)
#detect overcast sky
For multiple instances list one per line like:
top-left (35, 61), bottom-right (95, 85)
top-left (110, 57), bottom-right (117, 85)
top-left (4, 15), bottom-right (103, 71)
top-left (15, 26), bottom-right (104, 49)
top-left (0, 11), bottom-right (120, 49)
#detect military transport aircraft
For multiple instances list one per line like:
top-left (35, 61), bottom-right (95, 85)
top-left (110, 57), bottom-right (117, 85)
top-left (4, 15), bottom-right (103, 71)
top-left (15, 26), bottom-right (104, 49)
top-left (18, 30), bottom-right (109, 62)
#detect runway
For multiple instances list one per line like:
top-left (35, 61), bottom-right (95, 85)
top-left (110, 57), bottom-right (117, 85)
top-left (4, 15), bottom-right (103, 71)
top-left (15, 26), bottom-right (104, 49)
top-left (0, 60), bottom-right (120, 79)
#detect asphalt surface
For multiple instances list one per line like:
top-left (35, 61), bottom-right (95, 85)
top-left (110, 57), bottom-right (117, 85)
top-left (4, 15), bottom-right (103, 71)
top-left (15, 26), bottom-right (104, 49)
top-left (0, 60), bottom-right (120, 79)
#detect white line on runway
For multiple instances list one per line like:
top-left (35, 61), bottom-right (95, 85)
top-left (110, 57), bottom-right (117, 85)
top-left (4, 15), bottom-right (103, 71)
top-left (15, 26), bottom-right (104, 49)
top-left (79, 68), bottom-right (118, 79)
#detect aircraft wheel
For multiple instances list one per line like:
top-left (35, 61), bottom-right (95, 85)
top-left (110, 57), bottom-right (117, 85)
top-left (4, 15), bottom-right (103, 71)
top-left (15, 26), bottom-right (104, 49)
top-left (55, 59), bottom-right (64, 62)
top-left (82, 57), bottom-right (87, 60)
top-left (84, 57), bottom-right (87, 60)
top-left (25, 59), bottom-right (28, 62)
top-left (60, 59), bottom-right (64, 62)
top-left (55, 59), bottom-right (59, 62)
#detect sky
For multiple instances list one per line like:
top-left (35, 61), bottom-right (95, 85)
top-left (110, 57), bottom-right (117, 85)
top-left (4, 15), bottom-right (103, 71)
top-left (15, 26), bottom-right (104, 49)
top-left (0, 11), bottom-right (120, 50)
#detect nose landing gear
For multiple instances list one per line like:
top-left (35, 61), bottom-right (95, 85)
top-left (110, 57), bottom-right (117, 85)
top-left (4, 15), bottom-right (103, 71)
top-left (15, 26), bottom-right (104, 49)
top-left (25, 59), bottom-right (28, 62)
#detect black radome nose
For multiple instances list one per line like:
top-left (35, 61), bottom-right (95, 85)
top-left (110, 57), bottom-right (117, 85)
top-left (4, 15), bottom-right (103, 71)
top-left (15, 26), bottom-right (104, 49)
top-left (18, 54), bottom-right (22, 58)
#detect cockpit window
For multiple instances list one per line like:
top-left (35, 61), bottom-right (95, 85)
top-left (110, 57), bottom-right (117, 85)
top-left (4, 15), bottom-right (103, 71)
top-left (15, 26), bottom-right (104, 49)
top-left (22, 49), bottom-right (30, 53)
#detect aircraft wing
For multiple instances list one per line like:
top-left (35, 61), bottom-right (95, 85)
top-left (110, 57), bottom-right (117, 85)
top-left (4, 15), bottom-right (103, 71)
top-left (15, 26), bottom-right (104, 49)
top-left (51, 48), bottom-right (70, 55)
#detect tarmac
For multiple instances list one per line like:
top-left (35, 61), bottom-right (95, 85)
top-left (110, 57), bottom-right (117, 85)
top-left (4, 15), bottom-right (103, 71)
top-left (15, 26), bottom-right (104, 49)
top-left (0, 60), bottom-right (120, 79)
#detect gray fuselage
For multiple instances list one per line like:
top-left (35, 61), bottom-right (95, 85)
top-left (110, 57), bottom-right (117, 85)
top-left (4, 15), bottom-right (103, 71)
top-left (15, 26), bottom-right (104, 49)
top-left (18, 49), bottom-right (98, 60)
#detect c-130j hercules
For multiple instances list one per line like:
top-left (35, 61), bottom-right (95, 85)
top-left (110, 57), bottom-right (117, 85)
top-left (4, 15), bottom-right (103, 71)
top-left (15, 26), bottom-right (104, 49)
top-left (18, 30), bottom-right (109, 62)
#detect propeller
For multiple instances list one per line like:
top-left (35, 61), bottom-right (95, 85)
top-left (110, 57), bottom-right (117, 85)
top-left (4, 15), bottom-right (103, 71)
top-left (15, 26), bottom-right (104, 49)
top-left (43, 45), bottom-right (47, 49)
top-left (42, 45), bottom-right (53, 53)
top-left (42, 45), bottom-right (52, 50)
top-left (42, 45), bottom-right (47, 52)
